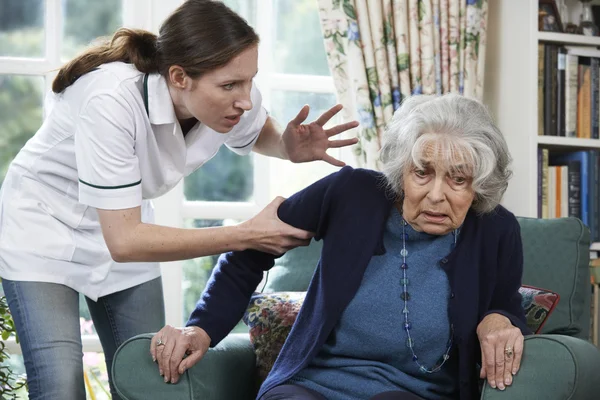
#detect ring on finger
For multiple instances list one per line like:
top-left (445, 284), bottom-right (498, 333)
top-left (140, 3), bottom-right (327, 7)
top-left (504, 346), bottom-right (513, 358)
top-left (156, 337), bottom-right (166, 347)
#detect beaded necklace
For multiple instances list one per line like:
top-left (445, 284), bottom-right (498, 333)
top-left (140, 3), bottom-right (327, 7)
top-left (400, 218), bottom-right (456, 373)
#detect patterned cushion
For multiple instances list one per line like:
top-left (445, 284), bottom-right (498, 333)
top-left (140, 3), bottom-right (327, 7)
top-left (242, 292), bottom-right (305, 380)
top-left (243, 286), bottom-right (559, 378)
top-left (519, 285), bottom-right (560, 334)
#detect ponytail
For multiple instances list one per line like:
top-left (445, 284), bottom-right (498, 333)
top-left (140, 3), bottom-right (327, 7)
top-left (52, 28), bottom-right (159, 93)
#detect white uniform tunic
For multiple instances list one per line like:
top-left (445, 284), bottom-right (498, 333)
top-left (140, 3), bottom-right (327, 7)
top-left (0, 62), bottom-right (267, 301)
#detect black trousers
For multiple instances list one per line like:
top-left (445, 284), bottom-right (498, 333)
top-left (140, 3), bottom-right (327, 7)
top-left (263, 384), bottom-right (427, 400)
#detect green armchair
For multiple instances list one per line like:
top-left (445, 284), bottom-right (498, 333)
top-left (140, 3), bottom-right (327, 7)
top-left (112, 217), bottom-right (600, 400)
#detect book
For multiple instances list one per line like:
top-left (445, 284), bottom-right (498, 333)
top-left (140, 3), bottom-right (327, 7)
top-left (565, 53), bottom-right (579, 137)
top-left (557, 47), bottom-right (567, 137)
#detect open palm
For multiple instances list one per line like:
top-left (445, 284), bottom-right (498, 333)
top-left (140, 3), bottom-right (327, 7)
top-left (282, 104), bottom-right (359, 166)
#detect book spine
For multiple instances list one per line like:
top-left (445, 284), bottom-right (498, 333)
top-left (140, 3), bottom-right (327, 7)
top-left (544, 44), bottom-right (553, 136)
top-left (567, 160), bottom-right (582, 220)
top-left (591, 58), bottom-right (599, 139)
top-left (551, 46), bottom-right (559, 136)
top-left (538, 148), bottom-right (543, 218)
top-left (542, 148), bottom-right (549, 218)
top-left (561, 165), bottom-right (569, 218)
top-left (538, 44), bottom-right (545, 136)
top-left (557, 47), bottom-right (567, 136)
top-left (566, 54), bottom-right (579, 137)
top-left (578, 58), bottom-right (592, 139)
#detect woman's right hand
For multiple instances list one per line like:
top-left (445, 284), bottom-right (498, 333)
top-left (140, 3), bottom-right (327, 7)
top-left (239, 196), bottom-right (313, 255)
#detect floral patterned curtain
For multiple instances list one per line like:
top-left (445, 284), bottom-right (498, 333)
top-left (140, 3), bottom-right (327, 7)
top-left (318, 0), bottom-right (488, 169)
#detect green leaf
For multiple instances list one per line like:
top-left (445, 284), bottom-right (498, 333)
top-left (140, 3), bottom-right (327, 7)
top-left (333, 34), bottom-right (345, 55)
top-left (343, 0), bottom-right (357, 20)
top-left (366, 67), bottom-right (379, 91)
top-left (1, 331), bottom-right (9, 341)
top-left (397, 53), bottom-right (410, 71)
top-left (333, 0), bottom-right (342, 9)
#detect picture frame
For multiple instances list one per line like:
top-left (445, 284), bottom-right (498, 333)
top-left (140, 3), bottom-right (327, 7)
top-left (539, 0), bottom-right (564, 33)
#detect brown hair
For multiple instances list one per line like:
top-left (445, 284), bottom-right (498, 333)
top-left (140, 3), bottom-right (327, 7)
top-left (52, 0), bottom-right (259, 93)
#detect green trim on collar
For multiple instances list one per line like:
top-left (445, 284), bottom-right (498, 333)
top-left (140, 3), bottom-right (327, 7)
top-left (79, 179), bottom-right (142, 190)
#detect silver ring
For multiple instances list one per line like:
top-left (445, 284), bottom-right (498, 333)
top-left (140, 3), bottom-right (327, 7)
top-left (504, 346), bottom-right (513, 358)
top-left (156, 337), bottom-right (165, 347)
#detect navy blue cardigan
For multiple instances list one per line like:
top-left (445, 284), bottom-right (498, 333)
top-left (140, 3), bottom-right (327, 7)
top-left (187, 166), bottom-right (531, 400)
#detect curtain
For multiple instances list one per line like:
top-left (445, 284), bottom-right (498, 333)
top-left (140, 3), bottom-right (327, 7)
top-left (318, 0), bottom-right (488, 169)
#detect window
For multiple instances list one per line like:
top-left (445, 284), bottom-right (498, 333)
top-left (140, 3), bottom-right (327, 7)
top-left (177, 0), bottom-right (344, 326)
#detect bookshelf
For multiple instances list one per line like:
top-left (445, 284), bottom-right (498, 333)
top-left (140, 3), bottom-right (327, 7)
top-left (486, 0), bottom-right (600, 220)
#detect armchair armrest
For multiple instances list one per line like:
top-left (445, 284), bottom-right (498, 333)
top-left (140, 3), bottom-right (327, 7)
top-left (480, 334), bottom-right (600, 400)
top-left (113, 333), bottom-right (257, 400)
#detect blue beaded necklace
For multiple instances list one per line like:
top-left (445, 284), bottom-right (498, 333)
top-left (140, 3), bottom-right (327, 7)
top-left (400, 218), bottom-right (456, 374)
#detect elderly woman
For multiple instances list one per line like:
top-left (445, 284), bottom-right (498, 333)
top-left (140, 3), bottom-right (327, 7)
top-left (151, 94), bottom-right (531, 400)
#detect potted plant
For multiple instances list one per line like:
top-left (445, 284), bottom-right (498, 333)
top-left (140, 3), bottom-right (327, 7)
top-left (0, 293), bottom-right (26, 398)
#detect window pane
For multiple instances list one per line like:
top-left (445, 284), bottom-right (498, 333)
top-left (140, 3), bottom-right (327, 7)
top-left (273, 0), bottom-right (330, 76)
top-left (0, 0), bottom-right (44, 58)
top-left (222, 0), bottom-right (257, 27)
top-left (182, 219), bottom-right (248, 333)
top-left (184, 147), bottom-right (254, 202)
top-left (270, 90), bottom-right (337, 128)
top-left (62, 0), bottom-right (122, 60)
top-left (0, 75), bottom-right (44, 186)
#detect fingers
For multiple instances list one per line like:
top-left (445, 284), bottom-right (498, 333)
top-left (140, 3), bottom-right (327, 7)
top-left (512, 334), bottom-right (525, 375)
top-left (314, 103), bottom-right (343, 126)
top-left (494, 343), bottom-right (506, 390)
top-left (178, 351), bottom-right (204, 375)
top-left (481, 341), bottom-right (496, 389)
top-left (479, 350), bottom-right (487, 379)
top-left (503, 342), bottom-right (514, 389)
top-left (158, 335), bottom-right (176, 383)
top-left (327, 138), bottom-right (359, 149)
top-left (169, 338), bottom-right (189, 384)
top-left (150, 331), bottom-right (161, 362)
top-left (325, 120), bottom-right (360, 137)
top-left (290, 105), bottom-right (310, 126)
top-left (322, 153), bottom-right (346, 167)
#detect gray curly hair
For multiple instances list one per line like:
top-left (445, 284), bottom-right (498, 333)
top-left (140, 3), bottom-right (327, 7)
top-left (379, 93), bottom-right (512, 214)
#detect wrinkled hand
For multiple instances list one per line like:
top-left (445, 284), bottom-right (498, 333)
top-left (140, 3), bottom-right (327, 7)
top-left (150, 325), bottom-right (211, 384)
top-left (282, 104), bottom-right (359, 167)
top-left (476, 313), bottom-right (524, 391)
top-left (238, 196), bottom-right (314, 255)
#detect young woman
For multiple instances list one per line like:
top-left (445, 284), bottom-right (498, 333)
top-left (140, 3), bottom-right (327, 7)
top-left (0, 1), bottom-right (358, 398)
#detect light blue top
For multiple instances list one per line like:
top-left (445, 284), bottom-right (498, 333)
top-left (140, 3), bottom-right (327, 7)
top-left (289, 208), bottom-right (459, 400)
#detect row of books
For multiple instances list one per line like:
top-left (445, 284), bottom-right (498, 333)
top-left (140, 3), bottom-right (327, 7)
top-left (538, 148), bottom-right (600, 241)
top-left (538, 43), bottom-right (600, 138)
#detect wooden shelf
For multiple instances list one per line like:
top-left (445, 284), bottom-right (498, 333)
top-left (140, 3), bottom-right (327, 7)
top-left (537, 136), bottom-right (600, 149)
top-left (537, 31), bottom-right (600, 46)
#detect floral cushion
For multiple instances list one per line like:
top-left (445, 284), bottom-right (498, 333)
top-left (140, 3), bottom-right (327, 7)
top-left (242, 292), bottom-right (305, 380)
top-left (242, 286), bottom-right (559, 379)
top-left (519, 285), bottom-right (560, 334)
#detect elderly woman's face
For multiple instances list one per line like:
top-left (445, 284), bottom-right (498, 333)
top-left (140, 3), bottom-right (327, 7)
top-left (401, 152), bottom-right (475, 235)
